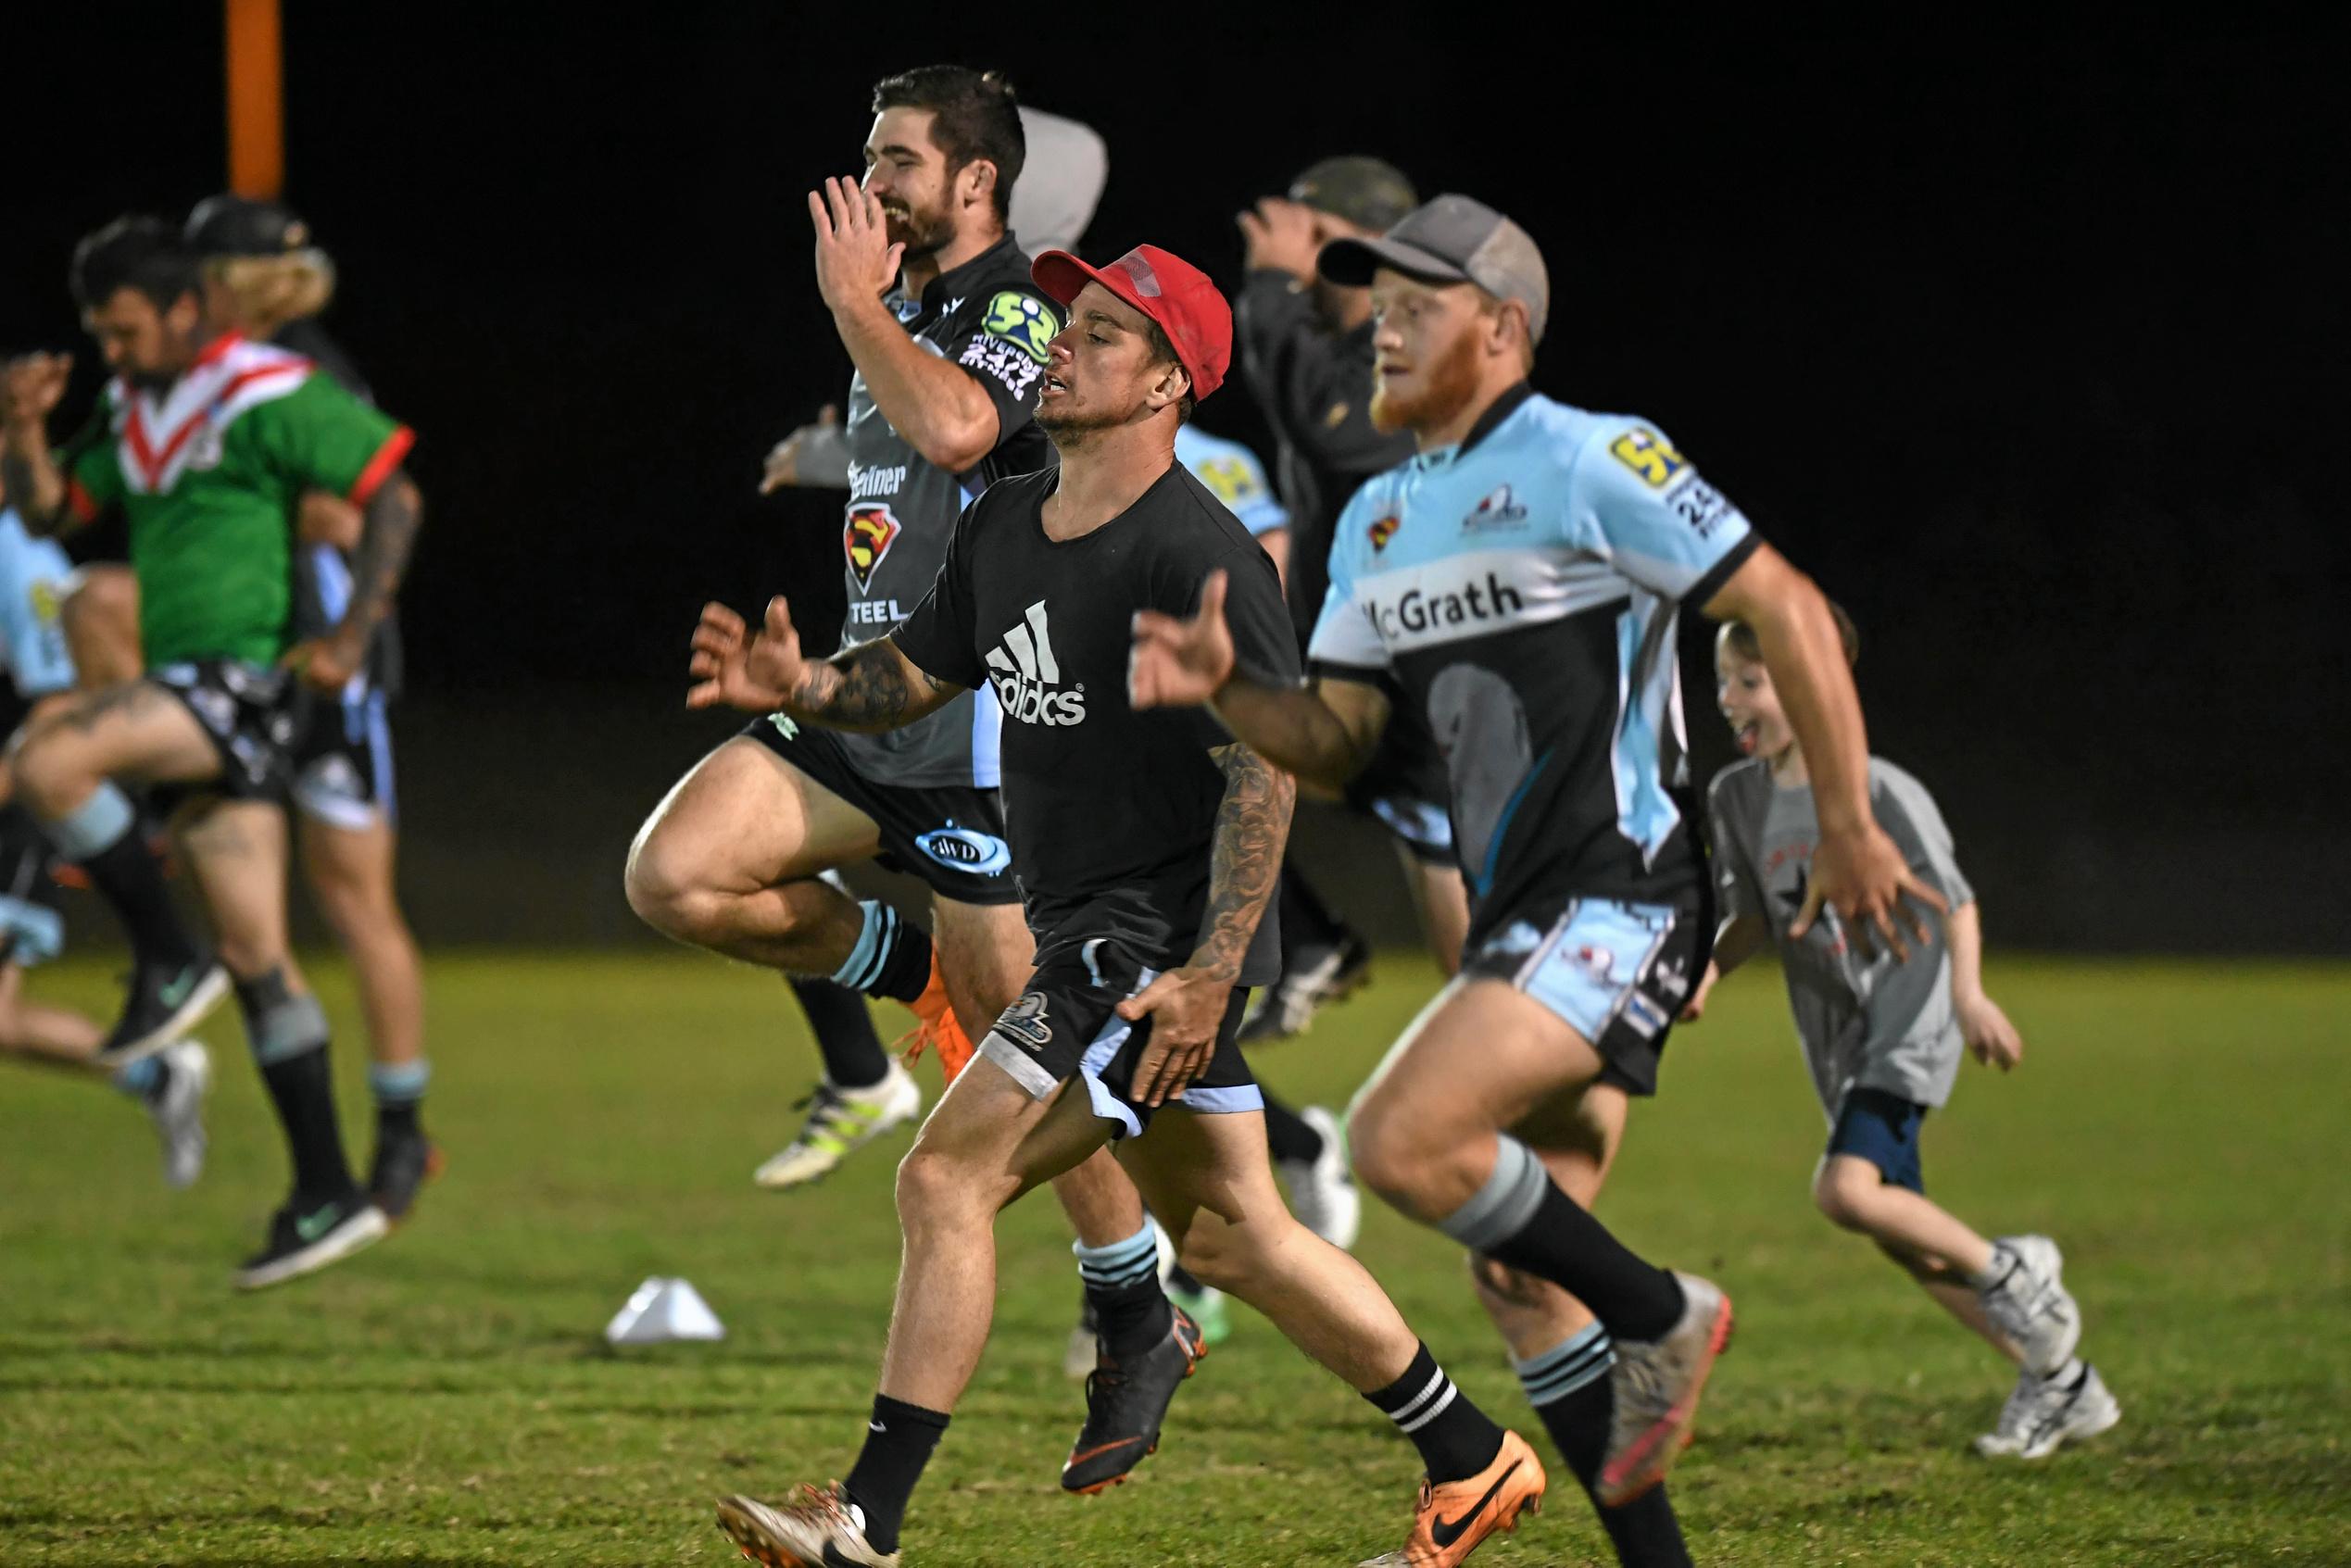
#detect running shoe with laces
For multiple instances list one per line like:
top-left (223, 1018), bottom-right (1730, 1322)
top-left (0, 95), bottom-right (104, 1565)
top-left (1977, 1362), bottom-right (2120, 1459)
top-left (1597, 1271), bottom-right (1733, 1506)
top-left (1980, 1235), bottom-right (2081, 1377)
top-left (1061, 1304), bottom-right (1207, 1494)
top-left (96, 956), bottom-right (230, 1068)
top-left (1236, 931), bottom-right (1372, 1045)
top-left (755, 1063), bottom-right (923, 1189)
top-left (235, 1189), bottom-right (389, 1290)
top-left (716, 1482), bottom-right (899, 1567)
top-left (1358, 1428), bottom-right (1548, 1567)
top-left (143, 1038), bottom-right (211, 1189)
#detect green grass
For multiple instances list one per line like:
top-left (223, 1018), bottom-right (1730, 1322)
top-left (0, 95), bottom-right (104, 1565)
top-left (2, 950), bottom-right (2345, 1565)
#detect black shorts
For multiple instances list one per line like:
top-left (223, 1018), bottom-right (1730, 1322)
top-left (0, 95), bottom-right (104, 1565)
top-left (1345, 721), bottom-right (1454, 866)
top-left (1460, 894), bottom-right (1710, 1098)
top-left (741, 712), bottom-right (1019, 905)
top-left (292, 689), bottom-right (396, 830)
top-left (974, 939), bottom-right (1261, 1138)
top-left (151, 659), bottom-right (308, 804)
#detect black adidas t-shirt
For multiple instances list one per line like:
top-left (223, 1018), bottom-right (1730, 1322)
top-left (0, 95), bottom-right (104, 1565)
top-left (892, 461), bottom-right (1298, 984)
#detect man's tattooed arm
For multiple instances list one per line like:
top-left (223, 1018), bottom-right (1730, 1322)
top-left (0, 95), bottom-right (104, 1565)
top-left (1189, 742), bottom-right (1295, 983)
top-left (337, 473), bottom-right (423, 645)
top-left (777, 636), bottom-right (966, 734)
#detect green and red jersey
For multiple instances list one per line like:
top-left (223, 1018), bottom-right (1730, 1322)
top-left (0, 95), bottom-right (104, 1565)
top-left (60, 334), bottom-right (411, 668)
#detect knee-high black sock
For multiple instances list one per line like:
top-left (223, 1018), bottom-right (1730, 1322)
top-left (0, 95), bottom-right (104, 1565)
top-left (1519, 1326), bottom-right (1691, 1566)
top-left (830, 900), bottom-right (935, 1006)
top-left (1262, 1093), bottom-right (1326, 1164)
top-left (843, 1394), bottom-right (949, 1555)
top-left (239, 970), bottom-right (357, 1199)
top-left (1277, 859), bottom-right (1349, 955)
top-left (1448, 1136), bottom-right (1684, 1342)
top-left (73, 821), bottom-right (203, 971)
top-left (790, 976), bottom-right (889, 1088)
top-left (1073, 1222), bottom-right (1173, 1362)
top-left (1363, 1341), bottom-right (1508, 1485)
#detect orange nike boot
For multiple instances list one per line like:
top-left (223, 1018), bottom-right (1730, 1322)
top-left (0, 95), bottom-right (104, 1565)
top-left (1361, 1429), bottom-right (1547, 1566)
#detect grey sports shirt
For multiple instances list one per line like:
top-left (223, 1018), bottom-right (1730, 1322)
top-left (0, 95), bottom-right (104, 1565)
top-left (1708, 757), bottom-right (1978, 1118)
top-left (835, 233), bottom-right (1062, 788)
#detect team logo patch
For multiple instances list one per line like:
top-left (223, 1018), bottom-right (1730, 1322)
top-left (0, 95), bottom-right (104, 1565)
top-left (1195, 457), bottom-right (1256, 507)
top-left (1462, 484), bottom-right (1528, 531)
top-left (914, 822), bottom-right (1012, 876)
top-left (982, 290), bottom-right (1059, 362)
top-left (844, 503), bottom-right (901, 592)
top-left (1368, 514), bottom-right (1401, 552)
top-left (995, 991), bottom-right (1053, 1048)
top-left (1607, 427), bottom-right (1687, 488)
top-left (1574, 945), bottom-right (1617, 983)
top-left (986, 600), bottom-right (1087, 727)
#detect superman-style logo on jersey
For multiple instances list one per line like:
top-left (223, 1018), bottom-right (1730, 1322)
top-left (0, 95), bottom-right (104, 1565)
top-left (982, 291), bottom-right (1059, 362)
top-left (844, 503), bottom-right (902, 592)
top-left (1608, 427), bottom-right (1687, 488)
top-left (1368, 514), bottom-right (1401, 552)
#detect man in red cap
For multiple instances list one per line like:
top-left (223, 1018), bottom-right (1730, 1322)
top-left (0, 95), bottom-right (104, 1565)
top-left (688, 244), bottom-right (1547, 1568)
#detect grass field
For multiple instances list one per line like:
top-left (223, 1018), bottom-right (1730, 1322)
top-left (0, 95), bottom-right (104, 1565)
top-left (3, 949), bottom-right (2346, 1566)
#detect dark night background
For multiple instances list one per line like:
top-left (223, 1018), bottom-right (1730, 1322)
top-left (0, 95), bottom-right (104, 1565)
top-left (8, 10), bottom-right (2342, 951)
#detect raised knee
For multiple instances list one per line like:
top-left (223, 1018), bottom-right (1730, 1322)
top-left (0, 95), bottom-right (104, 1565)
top-left (1812, 1165), bottom-right (1875, 1232)
top-left (8, 734), bottom-right (75, 813)
top-left (622, 830), bottom-right (717, 939)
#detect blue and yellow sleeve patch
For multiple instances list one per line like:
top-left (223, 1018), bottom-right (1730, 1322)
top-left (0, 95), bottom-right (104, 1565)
top-left (1608, 427), bottom-right (1687, 488)
top-left (982, 291), bottom-right (1060, 363)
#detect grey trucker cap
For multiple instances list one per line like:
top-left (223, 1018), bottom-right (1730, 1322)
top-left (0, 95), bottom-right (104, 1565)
top-left (1317, 193), bottom-right (1550, 344)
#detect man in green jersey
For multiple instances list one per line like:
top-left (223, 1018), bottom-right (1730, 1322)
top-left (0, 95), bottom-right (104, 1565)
top-left (0, 217), bottom-right (423, 1288)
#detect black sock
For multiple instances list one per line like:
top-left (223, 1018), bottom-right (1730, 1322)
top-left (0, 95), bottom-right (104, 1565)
top-left (843, 1394), bottom-right (949, 1555)
top-left (78, 829), bottom-right (201, 971)
top-left (238, 970), bottom-right (356, 1198)
top-left (1075, 1223), bottom-right (1174, 1362)
top-left (376, 1098), bottom-right (421, 1139)
top-left (1484, 1183), bottom-right (1686, 1342)
top-left (1363, 1341), bottom-right (1507, 1485)
top-left (1262, 1094), bottom-right (1325, 1164)
top-left (1277, 859), bottom-right (1349, 955)
top-left (1522, 1328), bottom-right (1691, 1566)
top-left (790, 976), bottom-right (889, 1088)
top-left (835, 901), bottom-right (935, 1006)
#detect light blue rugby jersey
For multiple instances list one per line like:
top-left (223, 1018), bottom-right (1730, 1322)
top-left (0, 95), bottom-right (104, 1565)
top-left (1307, 385), bottom-right (1760, 936)
top-left (0, 508), bottom-right (79, 697)
top-left (1175, 425), bottom-right (1289, 538)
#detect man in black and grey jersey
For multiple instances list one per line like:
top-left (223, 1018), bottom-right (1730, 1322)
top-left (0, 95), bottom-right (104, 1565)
top-left (626, 68), bottom-right (1150, 1271)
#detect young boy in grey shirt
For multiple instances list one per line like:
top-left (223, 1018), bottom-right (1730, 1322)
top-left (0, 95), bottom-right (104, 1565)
top-left (1686, 609), bottom-right (2119, 1460)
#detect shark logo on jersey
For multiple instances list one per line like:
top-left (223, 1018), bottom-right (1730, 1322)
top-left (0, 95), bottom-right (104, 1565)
top-left (986, 600), bottom-right (1087, 726)
top-left (1368, 514), bottom-right (1401, 553)
top-left (995, 990), bottom-right (1053, 1048)
top-left (844, 503), bottom-right (901, 592)
top-left (1463, 484), bottom-right (1529, 532)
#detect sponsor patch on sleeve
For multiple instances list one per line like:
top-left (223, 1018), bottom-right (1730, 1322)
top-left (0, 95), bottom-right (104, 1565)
top-left (980, 290), bottom-right (1059, 362)
top-left (1607, 426), bottom-right (1688, 488)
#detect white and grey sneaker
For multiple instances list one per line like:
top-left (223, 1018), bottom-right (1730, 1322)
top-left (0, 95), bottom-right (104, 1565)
top-left (1980, 1235), bottom-right (2082, 1377)
top-left (1276, 1105), bottom-right (1363, 1250)
top-left (1976, 1363), bottom-right (2120, 1459)
top-left (717, 1483), bottom-right (899, 1567)
top-left (753, 1064), bottom-right (922, 1190)
top-left (1236, 933), bottom-right (1372, 1044)
top-left (144, 1038), bottom-right (211, 1189)
top-left (1599, 1271), bottom-right (1735, 1506)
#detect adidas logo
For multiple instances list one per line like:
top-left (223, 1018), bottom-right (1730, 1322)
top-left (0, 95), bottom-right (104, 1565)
top-left (985, 600), bottom-right (1087, 727)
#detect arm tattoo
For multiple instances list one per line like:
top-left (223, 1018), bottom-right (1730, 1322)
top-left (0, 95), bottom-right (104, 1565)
top-left (342, 475), bottom-right (423, 638)
top-left (1193, 743), bottom-right (1294, 981)
top-left (789, 640), bottom-right (961, 733)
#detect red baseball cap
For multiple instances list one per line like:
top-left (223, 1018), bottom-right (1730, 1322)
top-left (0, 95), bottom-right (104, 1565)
top-left (1031, 245), bottom-right (1232, 401)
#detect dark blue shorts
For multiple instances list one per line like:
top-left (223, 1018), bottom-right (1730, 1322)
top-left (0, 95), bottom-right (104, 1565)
top-left (1828, 1087), bottom-right (1927, 1194)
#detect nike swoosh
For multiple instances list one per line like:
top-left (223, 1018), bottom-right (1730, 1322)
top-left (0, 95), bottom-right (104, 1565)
top-left (1429, 1459), bottom-right (1521, 1549)
top-left (294, 1206), bottom-right (339, 1243)
top-left (869, 1422), bottom-right (887, 1433)
top-left (1064, 1437), bottom-right (1144, 1467)
top-left (158, 969), bottom-right (198, 1008)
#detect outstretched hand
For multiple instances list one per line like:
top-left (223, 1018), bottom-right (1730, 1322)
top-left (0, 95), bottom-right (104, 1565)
top-left (811, 177), bottom-right (904, 314)
top-left (1959, 994), bottom-right (2024, 1072)
top-left (1789, 822), bottom-right (1948, 963)
top-left (1129, 569), bottom-right (1238, 711)
top-left (760, 404), bottom-right (842, 494)
top-left (686, 597), bottom-right (804, 713)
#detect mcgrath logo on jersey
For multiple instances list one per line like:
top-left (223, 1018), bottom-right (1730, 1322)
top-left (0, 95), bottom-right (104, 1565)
top-left (985, 600), bottom-right (1087, 727)
top-left (1368, 514), bottom-right (1401, 552)
top-left (995, 990), bottom-right (1053, 1048)
top-left (1462, 484), bottom-right (1529, 532)
top-left (914, 822), bottom-right (1012, 875)
top-left (1196, 458), bottom-right (1259, 507)
top-left (981, 290), bottom-right (1059, 362)
top-left (1608, 427), bottom-right (1687, 488)
top-left (844, 503), bottom-right (902, 592)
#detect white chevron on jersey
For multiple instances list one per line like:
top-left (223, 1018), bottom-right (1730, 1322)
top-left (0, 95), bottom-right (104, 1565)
top-left (103, 337), bottom-right (313, 496)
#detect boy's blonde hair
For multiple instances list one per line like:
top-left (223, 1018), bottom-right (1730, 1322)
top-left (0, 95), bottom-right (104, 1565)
top-left (1717, 600), bottom-right (1861, 668)
top-left (207, 249), bottom-right (336, 337)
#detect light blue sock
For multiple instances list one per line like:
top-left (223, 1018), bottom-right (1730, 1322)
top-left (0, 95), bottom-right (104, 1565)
top-left (112, 1055), bottom-right (162, 1098)
top-left (370, 1060), bottom-right (431, 1104)
top-left (40, 781), bottom-right (137, 859)
top-left (1073, 1221), bottom-right (1160, 1290)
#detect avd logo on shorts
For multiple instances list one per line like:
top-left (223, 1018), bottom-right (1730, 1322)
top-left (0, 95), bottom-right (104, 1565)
top-left (914, 822), bottom-right (1012, 875)
top-left (986, 601), bottom-right (1086, 727)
